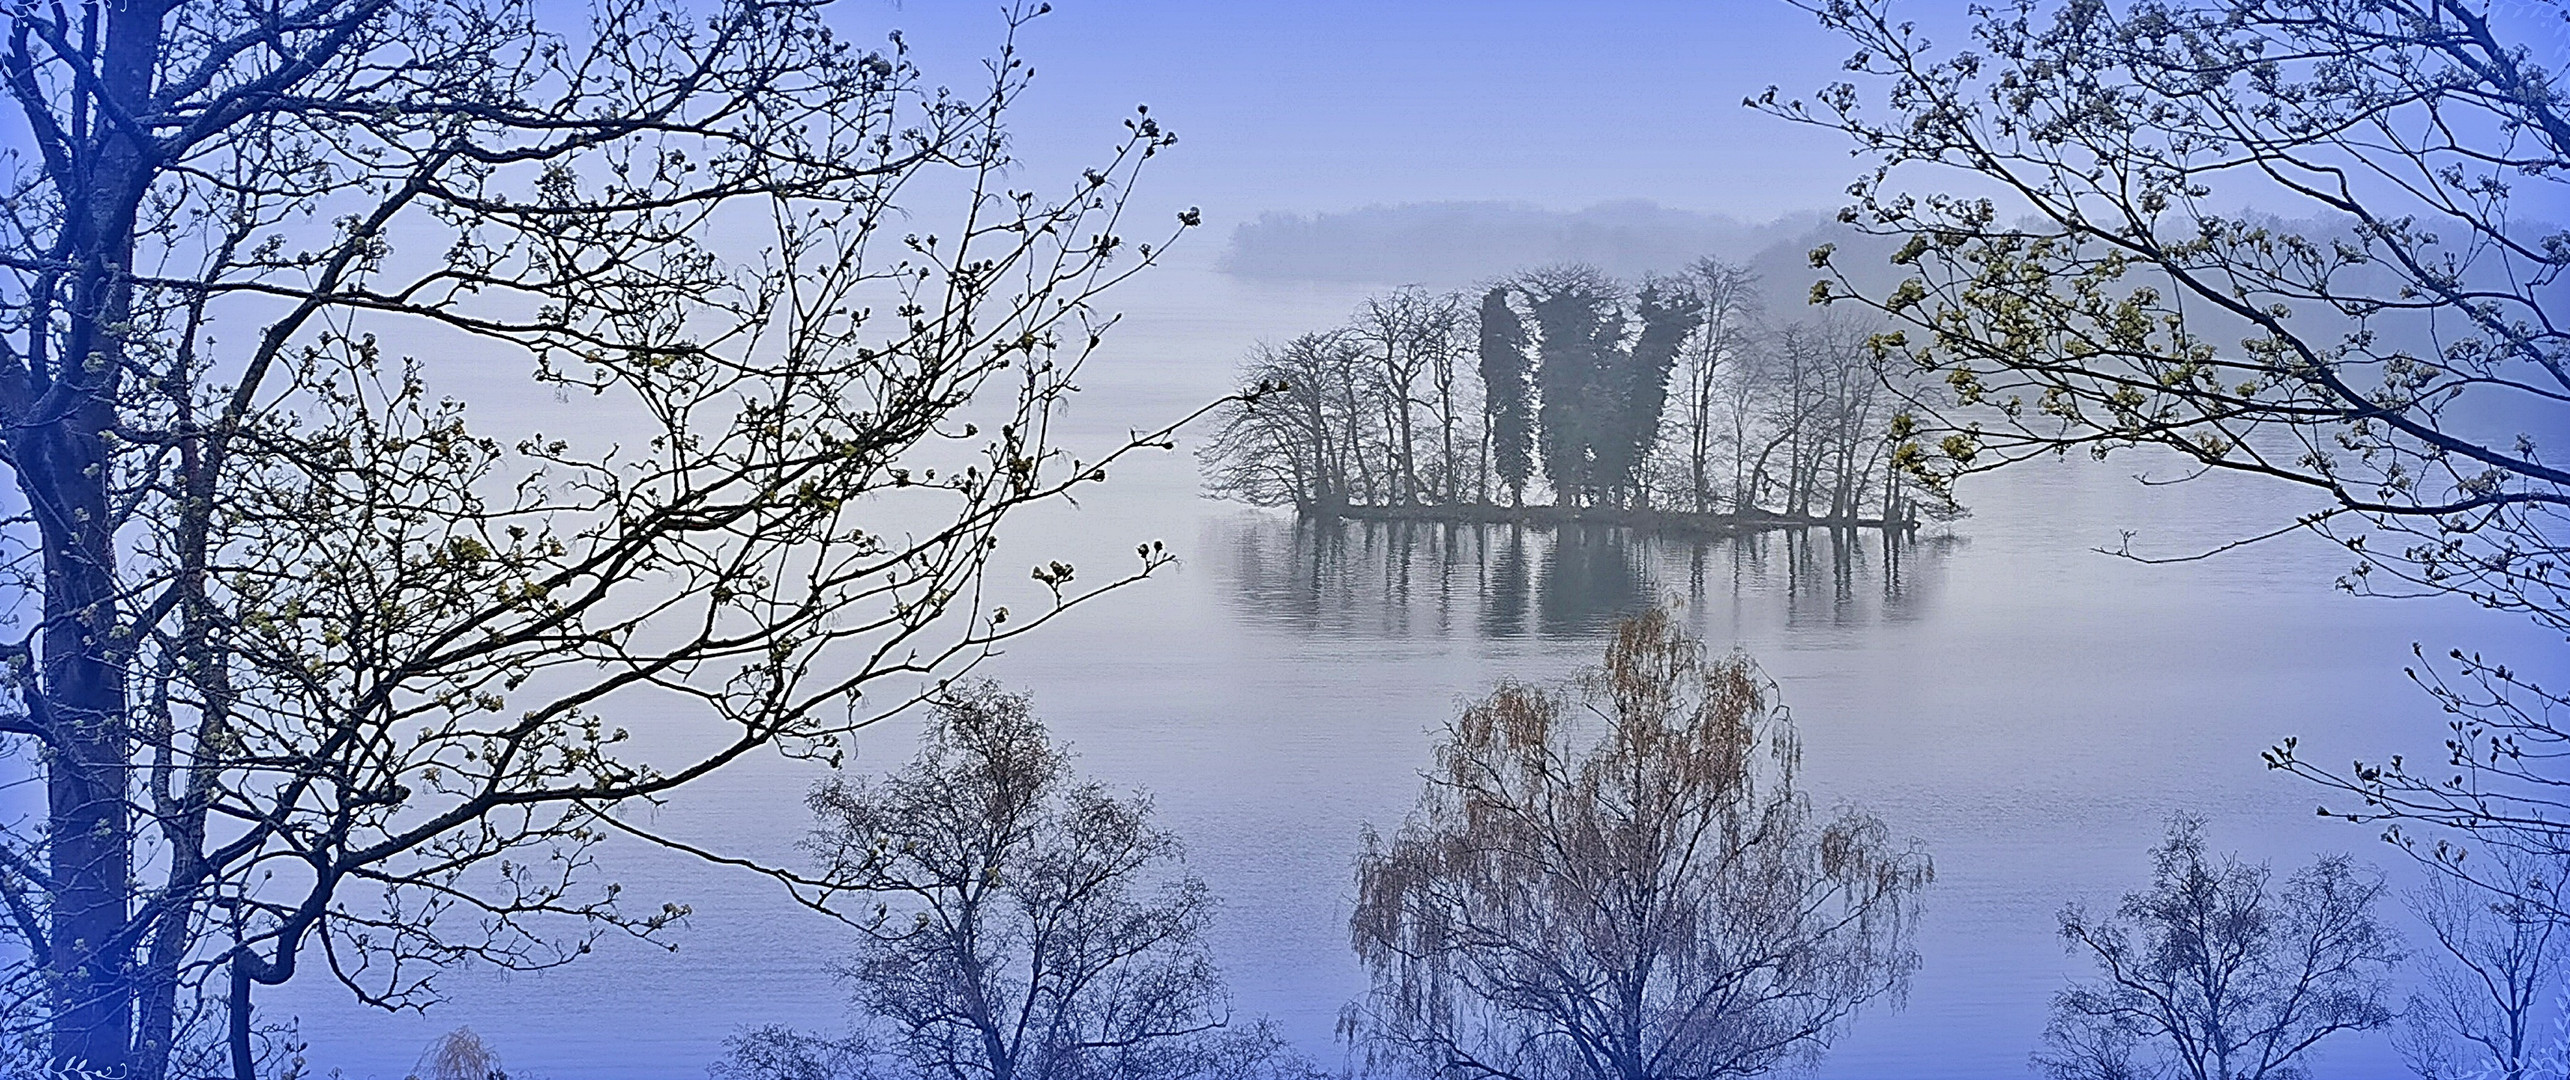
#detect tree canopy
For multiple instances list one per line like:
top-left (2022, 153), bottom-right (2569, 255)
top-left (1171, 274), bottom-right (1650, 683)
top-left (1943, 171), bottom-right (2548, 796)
top-left (779, 682), bottom-right (1308, 1080)
top-left (1770, 0), bottom-right (2565, 627)
top-left (1770, 0), bottom-right (2570, 916)
top-left (2037, 817), bottom-right (2398, 1080)
top-left (1350, 609), bottom-right (1931, 1080)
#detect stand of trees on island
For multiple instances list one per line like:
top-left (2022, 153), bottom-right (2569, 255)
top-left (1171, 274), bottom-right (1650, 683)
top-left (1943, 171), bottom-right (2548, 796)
top-left (1199, 260), bottom-right (1942, 532)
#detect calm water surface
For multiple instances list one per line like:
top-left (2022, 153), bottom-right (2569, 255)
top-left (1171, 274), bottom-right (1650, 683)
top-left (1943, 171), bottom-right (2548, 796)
top-left (272, 256), bottom-right (2552, 1078)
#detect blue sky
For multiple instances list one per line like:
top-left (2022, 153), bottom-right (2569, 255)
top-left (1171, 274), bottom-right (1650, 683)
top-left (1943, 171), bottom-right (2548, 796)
top-left (860, 0), bottom-right (1879, 227)
top-left (853, 0), bottom-right (2570, 246)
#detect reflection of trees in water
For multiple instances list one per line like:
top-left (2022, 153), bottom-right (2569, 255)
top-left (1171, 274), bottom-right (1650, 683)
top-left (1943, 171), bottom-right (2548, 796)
top-left (1213, 514), bottom-right (1944, 639)
top-left (1221, 518), bottom-right (1488, 638)
top-left (1537, 526), bottom-right (1651, 637)
top-left (1482, 527), bottom-right (1531, 639)
top-left (1700, 526), bottom-right (1932, 627)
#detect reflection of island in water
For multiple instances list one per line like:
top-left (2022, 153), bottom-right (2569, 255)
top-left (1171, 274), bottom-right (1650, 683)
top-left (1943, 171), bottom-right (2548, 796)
top-left (1211, 513), bottom-right (1950, 640)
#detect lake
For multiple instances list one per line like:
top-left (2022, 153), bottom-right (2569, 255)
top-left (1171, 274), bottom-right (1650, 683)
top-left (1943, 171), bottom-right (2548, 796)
top-left (267, 252), bottom-right (2554, 1079)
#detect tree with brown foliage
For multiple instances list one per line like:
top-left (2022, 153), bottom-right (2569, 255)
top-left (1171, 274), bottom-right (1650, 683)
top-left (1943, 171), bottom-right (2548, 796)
top-left (1350, 609), bottom-right (1931, 1080)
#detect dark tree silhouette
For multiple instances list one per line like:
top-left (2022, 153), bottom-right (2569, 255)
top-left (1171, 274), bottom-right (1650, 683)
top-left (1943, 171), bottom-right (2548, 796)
top-left (2035, 817), bottom-right (2398, 1080)
top-left (711, 1026), bottom-right (870, 1080)
top-left (1526, 265), bottom-right (1628, 508)
top-left (0, 0), bottom-right (1191, 1074)
top-left (1602, 277), bottom-right (1704, 507)
top-left (1349, 287), bottom-right (1468, 507)
top-left (1479, 286), bottom-right (1537, 506)
top-left (1200, 334), bottom-right (1369, 511)
top-left (772, 682), bottom-right (1309, 1080)
top-left (1351, 608), bottom-right (1931, 1080)
top-left (2396, 847), bottom-right (2570, 1080)
top-left (1525, 268), bottom-right (1709, 510)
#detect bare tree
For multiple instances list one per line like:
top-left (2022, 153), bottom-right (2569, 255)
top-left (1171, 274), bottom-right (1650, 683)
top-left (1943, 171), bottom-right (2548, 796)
top-left (1669, 259), bottom-right (1761, 515)
top-left (786, 681), bottom-right (1310, 1080)
top-left (2036, 816), bottom-right (2399, 1080)
top-left (1769, 318), bottom-right (1894, 523)
top-left (1200, 334), bottom-right (1367, 511)
top-left (0, 0), bottom-right (1196, 1075)
top-left (711, 1026), bottom-right (871, 1080)
top-left (1203, 295), bottom-right (1477, 514)
top-left (2398, 847), bottom-right (2570, 1080)
top-left (1421, 293), bottom-right (1478, 505)
top-left (1350, 608), bottom-right (1932, 1080)
top-left (1810, 322), bottom-right (1893, 523)
top-left (1348, 287), bottom-right (1466, 506)
top-left (1716, 328), bottom-right (1773, 518)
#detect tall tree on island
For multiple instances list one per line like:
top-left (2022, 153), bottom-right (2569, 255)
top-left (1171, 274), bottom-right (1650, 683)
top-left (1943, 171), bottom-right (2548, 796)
top-left (1673, 259), bottom-right (1763, 514)
top-left (1521, 267), bottom-right (1700, 510)
top-left (1477, 286), bottom-right (1536, 507)
top-left (1350, 288), bottom-right (1449, 507)
top-left (1601, 277), bottom-right (1705, 509)
top-left (1525, 265), bottom-right (1626, 508)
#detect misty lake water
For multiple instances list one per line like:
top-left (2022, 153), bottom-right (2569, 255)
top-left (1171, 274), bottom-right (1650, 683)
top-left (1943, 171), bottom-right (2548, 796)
top-left (267, 254), bottom-right (2555, 1079)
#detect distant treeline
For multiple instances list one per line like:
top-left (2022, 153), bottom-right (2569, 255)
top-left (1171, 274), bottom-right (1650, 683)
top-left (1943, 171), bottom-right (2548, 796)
top-left (1199, 259), bottom-right (1933, 528)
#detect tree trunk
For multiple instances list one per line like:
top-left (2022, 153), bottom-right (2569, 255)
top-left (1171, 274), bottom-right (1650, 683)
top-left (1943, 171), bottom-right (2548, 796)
top-left (35, 440), bottom-right (132, 1077)
top-left (28, 1), bottom-right (165, 1070)
top-left (1440, 383), bottom-right (1457, 505)
top-left (230, 960), bottom-right (255, 1080)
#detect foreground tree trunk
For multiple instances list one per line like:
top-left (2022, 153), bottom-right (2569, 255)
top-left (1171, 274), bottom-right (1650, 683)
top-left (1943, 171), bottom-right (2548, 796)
top-left (20, 3), bottom-right (161, 1069)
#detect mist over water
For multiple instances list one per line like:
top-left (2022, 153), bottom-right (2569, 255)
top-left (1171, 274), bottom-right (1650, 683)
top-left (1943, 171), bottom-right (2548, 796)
top-left (262, 253), bottom-right (2546, 1079)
